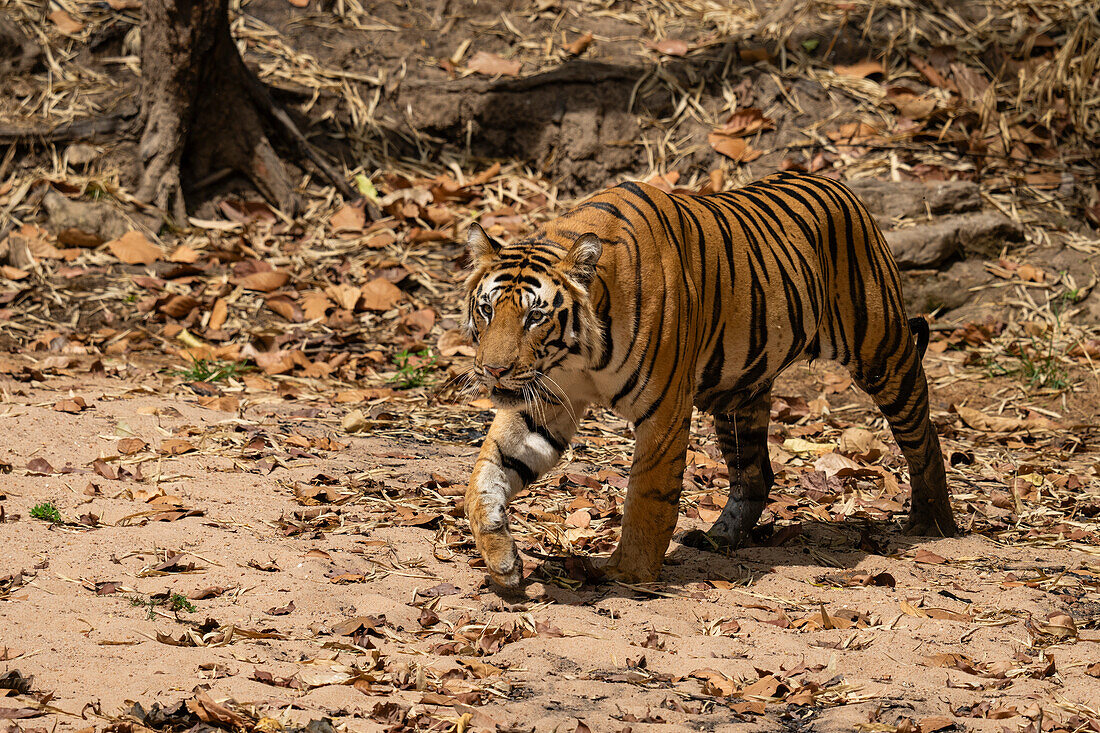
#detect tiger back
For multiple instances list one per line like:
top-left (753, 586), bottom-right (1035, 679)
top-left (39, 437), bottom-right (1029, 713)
top-left (463, 171), bottom-right (957, 588)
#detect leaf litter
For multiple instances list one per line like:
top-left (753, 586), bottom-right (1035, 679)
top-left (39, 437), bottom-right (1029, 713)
top-left (1, 0), bottom-right (1099, 730)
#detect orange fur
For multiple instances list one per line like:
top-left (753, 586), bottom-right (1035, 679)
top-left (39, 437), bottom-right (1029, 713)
top-left (463, 172), bottom-right (956, 588)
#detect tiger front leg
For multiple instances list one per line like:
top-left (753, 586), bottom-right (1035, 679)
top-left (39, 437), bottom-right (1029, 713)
top-left (466, 404), bottom-right (583, 589)
top-left (603, 410), bottom-right (691, 584)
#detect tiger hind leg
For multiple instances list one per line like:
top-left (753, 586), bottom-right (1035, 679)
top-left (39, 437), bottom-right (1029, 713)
top-left (682, 389), bottom-right (773, 551)
top-left (846, 329), bottom-right (958, 536)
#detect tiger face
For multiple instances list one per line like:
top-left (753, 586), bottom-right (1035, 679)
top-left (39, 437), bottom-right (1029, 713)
top-left (463, 223), bottom-right (603, 407)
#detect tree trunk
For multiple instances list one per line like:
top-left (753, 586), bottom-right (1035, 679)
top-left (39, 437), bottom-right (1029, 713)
top-left (136, 0), bottom-right (299, 223)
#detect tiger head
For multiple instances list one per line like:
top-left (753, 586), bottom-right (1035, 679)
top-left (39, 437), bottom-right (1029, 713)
top-left (462, 223), bottom-right (603, 406)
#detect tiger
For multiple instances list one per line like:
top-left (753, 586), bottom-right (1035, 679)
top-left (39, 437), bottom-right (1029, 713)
top-left (461, 170), bottom-right (958, 588)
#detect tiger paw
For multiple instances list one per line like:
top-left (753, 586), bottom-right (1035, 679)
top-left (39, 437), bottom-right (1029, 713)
top-left (905, 501), bottom-right (959, 538)
top-left (679, 528), bottom-right (740, 553)
top-left (472, 528), bottom-right (524, 588)
top-left (600, 551), bottom-right (660, 585)
top-left (904, 512), bottom-right (959, 538)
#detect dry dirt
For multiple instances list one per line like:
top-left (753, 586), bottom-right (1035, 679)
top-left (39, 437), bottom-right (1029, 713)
top-left (2, 348), bottom-right (1099, 733)
top-left (3, 1), bottom-right (1100, 731)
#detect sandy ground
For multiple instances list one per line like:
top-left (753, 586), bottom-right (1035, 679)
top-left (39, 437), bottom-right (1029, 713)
top-left (2, 358), bottom-right (1099, 733)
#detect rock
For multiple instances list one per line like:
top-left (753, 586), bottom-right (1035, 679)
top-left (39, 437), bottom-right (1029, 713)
top-left (901, 259), bottom-right (988, 314)
top-left (1, 233), bottom-right (34, 271)
top-left (64, 143), bottom-right (100, 166)
top-left (886, 211), bottom-right (1023, 269)
top-left (847, 179), bottom-right (982, 222)
top-left (400, 62), bottom-right (668, 194)
top-left (341, 409), bottom-right (368, 434)
top-left (0, 22), bottom-right (41, 77)
top-left (41, 191), bottom-right (143, 243)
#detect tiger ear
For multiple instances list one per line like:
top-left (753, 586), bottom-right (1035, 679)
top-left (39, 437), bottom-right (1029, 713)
top-left (561, 232), bottom-right (603, 287)
top-left (466, 222), bottom-right (499, 265)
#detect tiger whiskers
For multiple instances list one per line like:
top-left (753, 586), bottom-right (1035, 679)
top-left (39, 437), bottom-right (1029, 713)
top-left (535, 372), bottom-right (577, 426)
top-left (439, 366), bottom-right (484, 405)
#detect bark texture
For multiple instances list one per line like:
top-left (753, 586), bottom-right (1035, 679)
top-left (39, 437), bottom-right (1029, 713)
top-left (137, 0), bottom-right (298, 222)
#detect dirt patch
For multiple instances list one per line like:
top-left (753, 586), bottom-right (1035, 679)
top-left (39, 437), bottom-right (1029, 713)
top-left (2, 352), bottom-right (1099, 731)
top-left (1, 1), bottom-right (1100, 730)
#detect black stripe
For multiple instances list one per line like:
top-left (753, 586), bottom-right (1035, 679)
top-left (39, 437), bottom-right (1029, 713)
top-left (521, 412), bottom-right (566, 453)
top-left (499, 452), bottom-right (536, 486)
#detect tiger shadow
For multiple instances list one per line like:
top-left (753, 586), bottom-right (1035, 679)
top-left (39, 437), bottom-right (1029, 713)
top-left (523, 516), bottom-right (941, 604)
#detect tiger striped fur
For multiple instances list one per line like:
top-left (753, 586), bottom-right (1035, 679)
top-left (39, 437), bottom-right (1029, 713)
top-left (462, 171), bottom-right (958, 588)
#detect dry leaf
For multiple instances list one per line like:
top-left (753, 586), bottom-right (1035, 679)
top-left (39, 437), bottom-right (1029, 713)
top-left (49, 9), bottom-right (84, 34)
top-left (913, 549), bottom-right (947, 565)
top-left (235, 271), bottom-right (290, 292)
top-left (826, 122), bottom-right (879, 142)
top-left (159, 439), bottom-right (196, 456)
top-left (467, 51), bottom-right (521, 76)
top-left (715, 108), bottom-right (774, 137)
top-left (108, 231), bottom-right (163, 265)
top-left (646, 39), bottom-right (689, 56)
top-left (302, 292), bottom-right (333, 321)
top-left (564, 32), bottom-right (594, 55)
top-left (954, 404), bottom-right (1053, 432)
top-left (813, 451), bottom-right (860, 478)
top-left (117, 438), bottom-right (147, 455)
top-left (438, 329), bottom-right (475, 357)
top-left (326, 284), bottom-right (361, 311)
top-left (169, 245), bottom-right (200, 263)
top-left (208, 298), bottom-right (228, 331)
top-left (834, 60), bottom-right (885, 78)
top-left (708, 133), bottom-right (764, 162)
top-left (330, 202), bottom-right (365, 233)
top-left (359, 278), bottom-right (405, 311)
top-left (54, 396), bottom-right (89, 413)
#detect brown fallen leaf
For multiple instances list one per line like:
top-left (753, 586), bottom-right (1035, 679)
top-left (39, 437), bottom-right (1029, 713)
top-left (913, 549), bottom-right (948, 565)
top-left (826, 121), bottom-right (879, 142)
top-left (186, 692), bottom-right (250, 729)
top-left (117, 438), bottom-right (147, 455)
top-left (813, 451), bottom-right (860, 478)
top-left (646, 38), bottom-right (689, 56)
top-left (459, 659), bottom-right (503, 678)
top-left (168, 244), bottom-right (200, 263)
top-left (159, 439), bottom-right (196, 456)
top-left (49, 9), bottom-right (84, 34)
top-left (330, 202), bottom-right (365, 233)
top-left (715, 108), bottom-right (774, 137)
top-left (919, 716), bottom-right (955, 733)
top-left (107, 231), bottom-right (163, 265)
top-left (953, 404), bottom-right (1054, 432)
top-left (208, 297), bottom-right (228, 331)
top-left (198, 396), bottom-right (238, 412)
top-left (834, 60), bottom-right (885, 78)
top-left (159, 294), bottom-right (200, 319)
top-left (564, 32), bottom-right (594, 56)
top-left (691, 668), bottom-right (737, 697)
top-left (707, 133), bottom-right (763, 162)
top-left (53, 396), bottom-right (89, 413)
top-left (438, 329), bottom-right (475, 357)
top-left (332, 615), bottom-right (385, 636)
top-left (26, 458), bottom-right (55, 475)
top-left (326, 283), bottom-right (361, 311)
top-left (359, 277), bottom-right (405, 311)
top-left (235, 270), bottom-right (290, 292)
top-left (467, 51), bottom-right (521, 76)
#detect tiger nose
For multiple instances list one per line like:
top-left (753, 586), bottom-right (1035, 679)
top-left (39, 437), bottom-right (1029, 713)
top-left (484, 365), bottom-right (508, 379)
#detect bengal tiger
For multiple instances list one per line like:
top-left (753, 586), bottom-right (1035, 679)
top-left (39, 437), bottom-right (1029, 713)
top-left (462, 171), bottom-right (958, 588)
